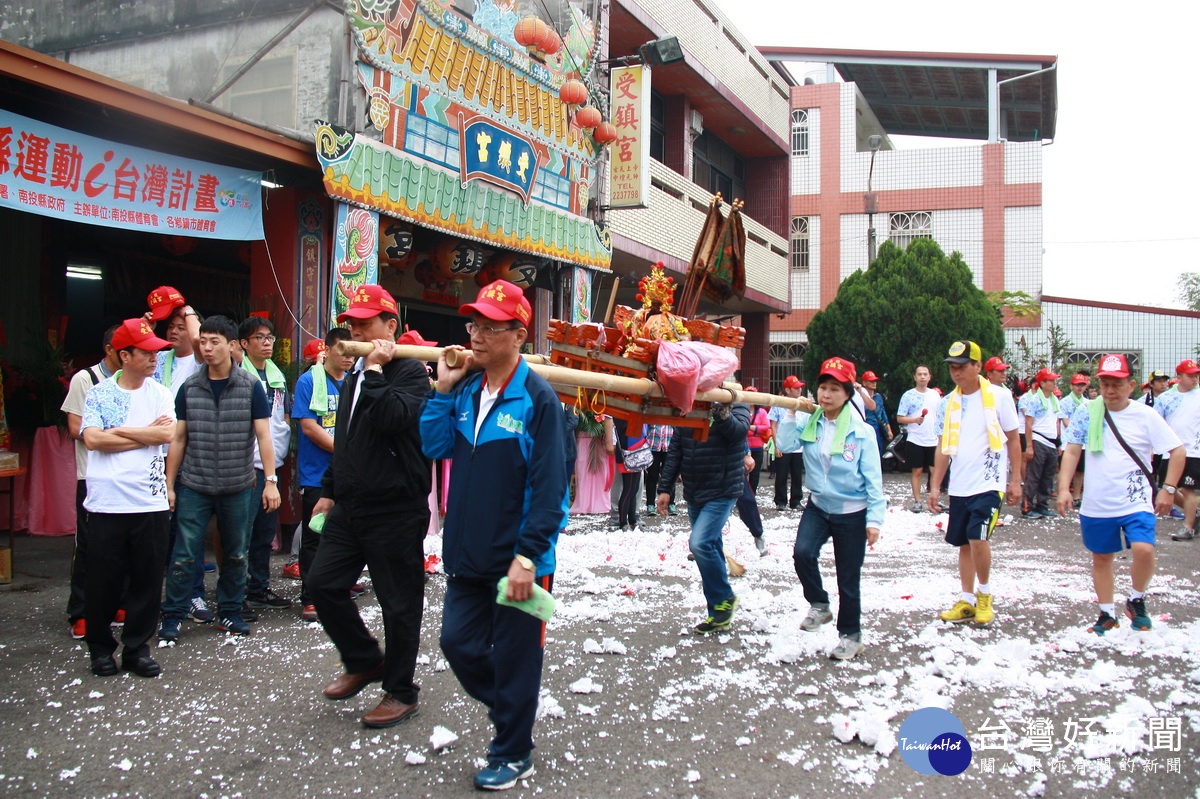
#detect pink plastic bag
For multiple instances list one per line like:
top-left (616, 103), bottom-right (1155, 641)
top-left (689, 342), bottom-right (740, 391)
top-left (656, 341), bottom-right (702, 413)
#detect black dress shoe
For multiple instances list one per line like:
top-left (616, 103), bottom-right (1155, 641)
top-left (121, 656), bottom-right (161, 678)
top-left (91, 655), bottom-right (118, 677)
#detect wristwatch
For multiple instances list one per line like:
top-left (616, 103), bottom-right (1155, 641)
top-left (265, 475), bottom-right (279, 484)
top-left (1163, 484), bottom-right (1177, 495)
top-left (514, 554), bottom-right (535, 572)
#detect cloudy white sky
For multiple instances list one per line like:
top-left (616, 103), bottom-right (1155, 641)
top-left (711, 0), bottom-right (1200, 308)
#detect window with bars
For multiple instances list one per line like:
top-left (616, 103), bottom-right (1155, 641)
top-left (1064, 350), bottom-right (1142, 377)
top-left (405, 115), bottom-right (461, 170)
top-left (769, 342), bottom-right (808, 396)
top-left (221, 52), bottom-right (297, 130)
top-left (791, 217), bottom-right (809, 271)
top-left (791, 109), bottom-right (809, 157)
top-left (889, 211), bottom-right (933, 251)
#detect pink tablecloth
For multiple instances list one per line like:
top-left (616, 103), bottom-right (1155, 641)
top-left (570, 435), bottom-right (613, 514)
top-left (28, 426), bottom-right (76, 536)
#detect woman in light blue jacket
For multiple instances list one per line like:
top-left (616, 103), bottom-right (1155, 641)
top-left (793, 357), bottom-right (885, 660)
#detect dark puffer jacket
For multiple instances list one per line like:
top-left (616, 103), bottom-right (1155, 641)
top-left (656, 404), bottom-right (751, 507)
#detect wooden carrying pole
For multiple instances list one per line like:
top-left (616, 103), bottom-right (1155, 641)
top-left (335, 341), bottom-right (815, 413)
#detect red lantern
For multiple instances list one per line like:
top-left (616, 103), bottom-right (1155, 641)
top-left (593, 123), bottom-right (618, 145)
top-left (559, 79), bottom-right (588, 108)
top-left (540, 31), bottom-right (562, 56)
top-left (575, 106), bottom-right (602, 129)
top-left (514, 17), bottom-right (541, 49)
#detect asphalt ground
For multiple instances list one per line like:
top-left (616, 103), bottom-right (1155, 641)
top-left (0, 472), bottom-right (1198, 799)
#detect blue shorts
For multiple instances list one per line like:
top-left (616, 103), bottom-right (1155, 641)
top-left (1079, 512), bottom-right (1157, 554)
top-left (945, 491), bottom-right (1003, 547)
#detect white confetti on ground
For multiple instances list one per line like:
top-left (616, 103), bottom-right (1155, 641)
top-left (429, 726), bottom-right (458, 751)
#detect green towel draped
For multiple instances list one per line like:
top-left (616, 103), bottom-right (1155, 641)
top-left (800, 403), bottom-right (853, 455)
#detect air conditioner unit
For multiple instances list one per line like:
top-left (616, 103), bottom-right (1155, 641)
top-left (689, 109), bottom-right (704, 137)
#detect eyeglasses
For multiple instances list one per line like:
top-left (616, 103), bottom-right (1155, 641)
top-left (465, 322), bottom-right (518, 339)
top-left (250, 334), bottom-right (277, 343)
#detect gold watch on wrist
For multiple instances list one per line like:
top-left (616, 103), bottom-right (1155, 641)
top-left (514, 554), bottom-right (535, 572)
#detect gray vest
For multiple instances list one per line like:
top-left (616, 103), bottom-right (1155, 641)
top-left (179, 366), bottom-right (257, 495)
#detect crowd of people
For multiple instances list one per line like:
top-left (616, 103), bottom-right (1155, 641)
top-left (60, 277), bottom-right (1197, 790)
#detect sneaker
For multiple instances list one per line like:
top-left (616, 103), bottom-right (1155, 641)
top-left (799, 605), bottom-right (833, 632)
top-left (1124, 597), bottom-right (1151, 631)
top-left (774, 503), bottom-right (787, 511)
top-left (301, 604), bottom-right (318, 622)
top-left (113, 609), bottom-right (126, 624)
top-left (246, 589), bottom-right (290, 609)
top-left (1171, 527), bottom-right (1196, 542)
top-left (829, 636), bottom-right (864, 661)
top-left (973, 593), bottom-right (994, 625)
top-left (1038, 508), bottom-right (1058, 519)
top-left (71, 619), bottom-right (86, 639)
top-left (645, 504), bottom-right (655, 516)
top-left (668, 504), bottom-right (678, 516)
top-left (754, 537), bottom-right (767, 556)
top-left (158, 617), bottom-right (181, 642)
top-left (1022, 509), bottom-right (1044, 520)
top-left (1090, 612), bottom-right (1119, 635)
top-left (939, 599), bottom-right (976, 624)
top-left (216, 615), bottom-right (251, 636)
top-left (282, 561), bottom-right (301, 580)
top-left (908, 502), bottom-right (924, 514)
top-left (473, 756), bottom-right (535, 791)
top-left (694, 596), bottom-right (739, 634)
top-left (188, 597), bottom-right (215, 624)
top-left (350, 584), bottom-right (368, 599)
top-left (241, 604), bottom-right (260, 623)
top-left (1170, 507), bottom-right (1185, 519)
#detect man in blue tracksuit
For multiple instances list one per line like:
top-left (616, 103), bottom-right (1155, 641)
top-left (421, 279), bottom-right (569, 792)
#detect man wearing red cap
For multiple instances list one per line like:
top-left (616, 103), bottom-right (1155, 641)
top-left (769, 376), bottom-right (809, 510)
top-left (929, 341), bottom-right (1022, 627)
top-left (79, 318), bottom-right (176, 678)
top-left (859, 370), bottom-right (893, 458)
top-left (1058, 372), bottom-right (1091, 506)
top-left (292, 327), bottom-right (353, 621)
top-left (1019, 367), bottom-right (1062, 519)
top-left (1153, 359), bottom-right (1200, 540)
top-left (422, 280), bottom-right (569, 790)
top-left (1057, 354), bottom-right (1184, 633)
top-left (306, 285), bottom-right (431, 729)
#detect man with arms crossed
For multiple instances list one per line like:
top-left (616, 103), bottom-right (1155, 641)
top-left (929, 341), bottom-right (1022, 627)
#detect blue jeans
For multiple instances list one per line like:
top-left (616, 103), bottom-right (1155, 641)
top-left (163, 485), bottom-right (253, 620)
top-left (687, 496), bottom-right (737, 614)
top-left (247, 469), bottom-right (281, 596)
top-left (736, 477), bottom-right (763, 538)
top-left (793, 501), bottom-right (867, 638)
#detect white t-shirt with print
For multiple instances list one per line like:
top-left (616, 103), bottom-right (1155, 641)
top-left (81, 377), bottom-right (176, 514)
top-left (1155, 387), bottom-right (1200, 458)
top-left (1019, 390), bottom-right (1060, 444)
top-left (897, 387), bottom-right (942, 447)
top-left (1064, 400), bottom-right (1181, 518)
top-left (933, 387), bottom-right (1019, 497)
top-left (154, 351), bottom-right (201, 399)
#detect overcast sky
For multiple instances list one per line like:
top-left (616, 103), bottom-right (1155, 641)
top-left (713, 0), bottom-right (1200, 308)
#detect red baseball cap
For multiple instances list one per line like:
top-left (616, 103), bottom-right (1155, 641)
top-left (783, 375), bottom-right (805, 389)
top-left (397, 326), bottom-right (438, 347)
top-left (1096, 353), bottom-right (1131, 379)
top-left (337, 284), bottom-right (399, 323)
top-left (147, 285), bottom-right (186, 321)
top-left (111, 317), bottom-right (171, 351)
top-left (861, 371), bottom-right (879, 382)
top-left (818, 356), bottom-right (856, 384)
top-left (1176, 359), bottom-right (1200, 375)
top-left (1034, 368), bottom-right (1060, 383)
top-left (1070, 373), bottom-right (1089, 386)
top-left (983, 356), bottom-right (1010, 372)
top-left (302, 340), bottom-right (326, 362)
top-left (459, 280), bottom-right (532, 327)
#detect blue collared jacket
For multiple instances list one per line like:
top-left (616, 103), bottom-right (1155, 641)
top-left (801, 413), bottom-right (886, 529)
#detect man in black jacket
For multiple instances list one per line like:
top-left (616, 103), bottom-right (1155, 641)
top-left (656, 402), bottom-right (751, 633)
top-left (308, 285), bottom-right (431, 729)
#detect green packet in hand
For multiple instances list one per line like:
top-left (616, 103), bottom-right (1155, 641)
top-left (496, 577), bottom-right (556, 622)
top-left (309, 512), bottom-right (326, 534)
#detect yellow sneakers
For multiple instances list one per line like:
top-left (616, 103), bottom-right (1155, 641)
top-left (974, 593), bottom-right (994, 625)
top-left (939, 599), bottom-right (976, 623)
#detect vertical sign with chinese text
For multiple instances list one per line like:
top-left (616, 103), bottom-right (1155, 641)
top-left (608, 65), bottom-right (651, 209)
top-left (329, 202), bottom-right (379, 329)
